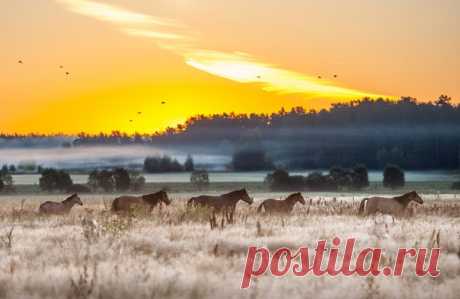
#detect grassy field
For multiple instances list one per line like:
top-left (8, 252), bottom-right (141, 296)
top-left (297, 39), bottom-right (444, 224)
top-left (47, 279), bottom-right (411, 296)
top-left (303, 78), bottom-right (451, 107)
top-left (0, 193), bottom-right (459, 299)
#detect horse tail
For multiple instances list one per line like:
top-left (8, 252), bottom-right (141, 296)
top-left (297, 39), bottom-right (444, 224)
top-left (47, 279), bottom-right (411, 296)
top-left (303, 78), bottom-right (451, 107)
top-left (187, 197), bottom-right (195, 207)
top-left (359, 198), bottom-right (368, 215)
top-left (257, 202), bottom-right (265, 213)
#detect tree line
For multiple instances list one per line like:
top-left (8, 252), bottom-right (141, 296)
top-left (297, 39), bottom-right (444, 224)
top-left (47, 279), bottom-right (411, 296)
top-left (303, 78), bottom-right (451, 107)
top-left (265, 164), bottom-right (405, 191)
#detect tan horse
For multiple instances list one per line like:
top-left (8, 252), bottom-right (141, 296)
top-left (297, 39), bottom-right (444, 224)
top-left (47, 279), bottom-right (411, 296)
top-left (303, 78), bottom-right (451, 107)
top-left (359, 191), bottom-right (423, 216)
top-left (39, 193), bottom-right (83, 215)
top-left (187, 189), bottom-right (253, 222)
top-left (257, 192), bottom-right (306, 214)
top-left (112, 190), bottom-right (170, 213)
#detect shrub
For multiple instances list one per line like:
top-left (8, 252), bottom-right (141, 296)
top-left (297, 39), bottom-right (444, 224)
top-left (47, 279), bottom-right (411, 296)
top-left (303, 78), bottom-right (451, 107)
top-left (190, 170), bottom-right (209, 189)
top-left (184, 154), bottom-right (195, 171)
top-left (130, 172), bottom-right (146, 191)
top-left (88, 169), bottom-right (145, 192)
top-left (452, 181), bottom-right (460, 190)
top-left (39, 168), bottom-right (73, 192)
top-left (352, 164), bottom-right (370, 189)
top-left (113, 168), bottom-right (131, 191)
top-left (144, 155), bottom-right (184, 173)
top-left (232, 149), bottom-right (274, 171)
top-left (88, 170), bottom-right (115, 192)
top-left (383, 164), bottom-right (405, 189)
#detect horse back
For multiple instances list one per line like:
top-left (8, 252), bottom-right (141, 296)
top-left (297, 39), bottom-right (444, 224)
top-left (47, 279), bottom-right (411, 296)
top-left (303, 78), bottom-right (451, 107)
top-left (112, 196), bottom-right (143, 212)
top-left (39, 201), bottom-right (65, 215)
top-left (366, 197), bottom-right (405, 215)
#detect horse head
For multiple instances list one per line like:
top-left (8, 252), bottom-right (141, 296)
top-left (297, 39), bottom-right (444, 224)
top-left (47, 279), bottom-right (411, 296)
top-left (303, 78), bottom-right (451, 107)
top-left (237, 189), bottom-right (253, 205)
top-left (293, 192), bottom-right (306, 205)
top-left (407, 191), bottom-right (424, 204)
top-left (65, 193), bottom-right (83, 206)
top-left (143, 190), bottom-right (171, 206)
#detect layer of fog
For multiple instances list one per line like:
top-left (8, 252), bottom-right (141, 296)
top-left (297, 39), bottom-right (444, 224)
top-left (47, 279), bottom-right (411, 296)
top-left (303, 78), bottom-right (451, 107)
top-left (0, 146), bottom-right (230, 170)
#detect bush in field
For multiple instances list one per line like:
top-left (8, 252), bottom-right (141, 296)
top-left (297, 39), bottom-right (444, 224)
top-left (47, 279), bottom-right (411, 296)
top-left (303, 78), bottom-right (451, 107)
top-left (39, 168), bottom-right (73, 192)
top-left (232, 149), bottom-right (274, 171)
top-left (383, 164), bottom-right (405, 189)
top-left (266, 165), bottom-right (369, 191)
top-left (88, 169), bottom-right (145, 192)
top-left (329, 165), bottom-right (369, 190)
top-left (305, 172), bottom-right (337, 191)
top-left (190, 170), bottom-right (209, 189)
top-left (352, 164), bottom-right (370, 189)
top-left (113, 168), bottom-right (131, 191)
top-left (0, 166), bottom-right (14, 192)
top-left (452, 181), bottom-right (460, 190)
top-left (265, 169), bottom-right (305, 190)
top-left (144, 155), bottom-right (184, 173)
top-left (130, 172), bottom-right (146, 191)
top-left (88, 170), bottom-right (115, 192)
top-left (184, 154), bottom-right (195, 171)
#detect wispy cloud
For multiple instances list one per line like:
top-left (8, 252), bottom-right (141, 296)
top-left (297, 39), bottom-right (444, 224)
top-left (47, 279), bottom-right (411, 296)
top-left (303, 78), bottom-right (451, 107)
top-left (56, 0), bottom-right (390, 100)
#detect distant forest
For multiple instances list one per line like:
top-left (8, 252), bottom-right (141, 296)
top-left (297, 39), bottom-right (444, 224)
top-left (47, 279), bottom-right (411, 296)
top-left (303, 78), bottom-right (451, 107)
top-left (1, 96), bottom-right (460, 170)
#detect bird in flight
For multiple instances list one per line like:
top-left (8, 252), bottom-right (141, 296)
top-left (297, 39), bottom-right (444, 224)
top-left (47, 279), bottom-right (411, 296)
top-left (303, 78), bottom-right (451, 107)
top-left (18, 60), bottom-right (23, 64)
top-left (317, 76), bottom-right (322, 79)
top-left (161, 101), bottom-right (166, 104)
top-left (129, 120), bottom-right (133, 122)
top-left (137, 112), bottom-right (142, 115)
top-left (333, 74), bottom-right (338, 78)
top-left (257, 75), bottom-right (261, 79)
top-left (60, 65), bottom-right (64, 69)
top-left (65, 72), bottom-right (70, 75)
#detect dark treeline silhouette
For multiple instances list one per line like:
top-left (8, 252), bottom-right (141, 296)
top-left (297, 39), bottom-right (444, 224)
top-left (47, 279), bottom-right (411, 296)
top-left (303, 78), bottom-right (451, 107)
top-left (265, 165), bottom-right (370, 191)
top-left (2, 96), bottom-right (460, 170)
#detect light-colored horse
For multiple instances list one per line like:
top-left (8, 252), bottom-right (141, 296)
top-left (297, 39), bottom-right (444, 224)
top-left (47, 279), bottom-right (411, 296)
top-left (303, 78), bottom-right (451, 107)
top-left (359, 191), bottom-right (423, 216)
top-left (111, 190), bottom-right (170, 213)
top-left (257, 192), bottom-right (306, 214)
top-left (39, 193), bottom-right (83, 215)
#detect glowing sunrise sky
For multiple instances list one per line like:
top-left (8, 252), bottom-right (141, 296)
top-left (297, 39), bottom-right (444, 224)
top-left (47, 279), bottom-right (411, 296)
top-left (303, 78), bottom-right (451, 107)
top-left (1, 0), bottom-right (459, 134)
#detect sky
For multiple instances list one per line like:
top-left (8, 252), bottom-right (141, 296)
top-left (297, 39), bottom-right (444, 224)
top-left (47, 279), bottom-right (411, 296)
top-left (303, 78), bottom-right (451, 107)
top-left (1, 0), bottom-right (459, 134)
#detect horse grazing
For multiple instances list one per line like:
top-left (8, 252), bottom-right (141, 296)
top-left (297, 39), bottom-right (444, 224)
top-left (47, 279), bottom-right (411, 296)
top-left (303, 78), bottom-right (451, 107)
top-left (187, 189), bottom-right (253, 222)
top-left (359, 191), bottom-right (423, 216)
top-left (112, 190), bottom-right (170, 213)
top-left (257, 192), bottom-right (306, 214)
top-left (39, 193), bottom-right (83, 215)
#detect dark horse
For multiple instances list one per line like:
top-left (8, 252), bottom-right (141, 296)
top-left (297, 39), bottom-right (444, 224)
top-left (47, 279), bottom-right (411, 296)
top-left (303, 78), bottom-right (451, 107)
top-left (187, 189), bottom-right (253, 222)
top-left (359, 191), bottom-right (423, 216)
top-left (257, 192), bottom-right (306, 214)
top-left (112, 190), bottom-right (171, 213)
top-left (39, 193), bottom-right (83, 215)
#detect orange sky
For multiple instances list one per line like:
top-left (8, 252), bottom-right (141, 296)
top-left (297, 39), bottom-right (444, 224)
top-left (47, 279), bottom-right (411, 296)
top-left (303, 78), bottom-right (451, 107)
top-left (1, 0), bottom-right (459, 134)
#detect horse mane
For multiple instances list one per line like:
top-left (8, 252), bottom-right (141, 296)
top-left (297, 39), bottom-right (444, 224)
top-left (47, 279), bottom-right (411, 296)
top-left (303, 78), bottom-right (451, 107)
top-left (222, 189), bottom-right (246, 197)
top-left (62, 193), bottom-right (77, 203)
top-left (394, 191), bottom-right (416, 205)
top-left (285, 192), bottom-right (300, 202)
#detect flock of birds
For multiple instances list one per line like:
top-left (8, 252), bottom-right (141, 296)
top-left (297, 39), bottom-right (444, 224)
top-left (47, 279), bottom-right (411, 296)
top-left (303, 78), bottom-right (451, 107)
top-left (17, 58), bottom-right (167, 125)
top-left (18, 58), bottom-right (337, 125)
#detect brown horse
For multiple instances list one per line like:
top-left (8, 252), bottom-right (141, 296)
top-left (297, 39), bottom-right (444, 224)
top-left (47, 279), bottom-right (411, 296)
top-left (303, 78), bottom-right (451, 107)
top-left (257, 192), bottom-right (306, 214)
top-left (112, 190), bottom-right (170, 213)
top-left (39, 193), bottom-right (83, 215)
top-left (359, 191), bottom-right (423, 216)
top-left (187, 189), bottom-right (253, 222)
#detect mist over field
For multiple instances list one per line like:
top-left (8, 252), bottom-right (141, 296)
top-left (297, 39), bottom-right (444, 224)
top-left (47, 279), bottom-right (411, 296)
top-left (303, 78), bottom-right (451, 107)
top-left (0, 146), bottom-right (230, 170)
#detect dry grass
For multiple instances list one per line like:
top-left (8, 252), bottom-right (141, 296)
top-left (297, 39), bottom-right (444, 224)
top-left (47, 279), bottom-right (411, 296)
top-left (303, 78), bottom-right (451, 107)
top-left (0, 193), bottom-right (459, 299)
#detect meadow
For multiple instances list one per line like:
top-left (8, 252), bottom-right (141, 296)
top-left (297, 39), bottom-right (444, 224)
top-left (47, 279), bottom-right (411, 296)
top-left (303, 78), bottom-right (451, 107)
top-left (0, 192), bottom-right (459, 299)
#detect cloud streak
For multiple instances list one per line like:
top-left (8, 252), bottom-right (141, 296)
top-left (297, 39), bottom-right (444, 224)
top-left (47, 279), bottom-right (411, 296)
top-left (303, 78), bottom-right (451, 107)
top-left (56, 0), bottom-right (390, 100)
